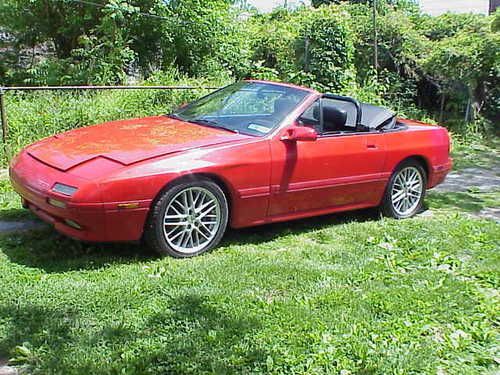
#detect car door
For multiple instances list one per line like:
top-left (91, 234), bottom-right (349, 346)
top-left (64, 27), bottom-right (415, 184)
top-left (268, 98), bottom-right (387, 217)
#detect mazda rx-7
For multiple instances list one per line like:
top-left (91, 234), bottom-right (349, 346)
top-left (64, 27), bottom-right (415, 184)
top-left (10, 81), bottom-right (452, 257)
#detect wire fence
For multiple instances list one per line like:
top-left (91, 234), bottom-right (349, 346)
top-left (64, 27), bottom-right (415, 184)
top-left (0, 85), bottom-right (219, 160)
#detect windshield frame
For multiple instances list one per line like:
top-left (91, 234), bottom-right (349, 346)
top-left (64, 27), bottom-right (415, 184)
top-left (170, 81), bottom-right (314, 137)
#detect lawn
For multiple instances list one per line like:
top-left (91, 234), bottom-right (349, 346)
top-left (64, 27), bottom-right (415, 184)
top-left (0, 137), bottom-right (499, 374)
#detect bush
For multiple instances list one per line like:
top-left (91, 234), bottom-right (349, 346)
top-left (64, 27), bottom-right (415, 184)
top-left (161, 0), bottom-right (251, 79)
top-left (246, 8), bottom-right (305, 81)
top-left (247, 5), bottom-right (356, 91)
top-left (298, 6), bottom-right (356, 91)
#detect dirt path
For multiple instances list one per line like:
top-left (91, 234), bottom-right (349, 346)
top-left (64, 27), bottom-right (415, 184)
top-left (432, 164), bottom-right (500, 221)
top-left (433, 165), bottom-right (500, 193)
top-left (0, 220), bottom-right (47, 233)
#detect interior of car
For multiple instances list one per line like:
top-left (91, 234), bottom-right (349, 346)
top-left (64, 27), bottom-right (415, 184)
top-left (298, 96), bottom-right (402, 135)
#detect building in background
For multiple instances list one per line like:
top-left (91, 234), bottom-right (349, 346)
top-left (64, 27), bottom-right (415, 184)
top-left (244, 0), bottom-right (310, 13)
top-left (419, 0), bottom-right (498, 16)
top-left (490, 0), bottom-right (500, 13)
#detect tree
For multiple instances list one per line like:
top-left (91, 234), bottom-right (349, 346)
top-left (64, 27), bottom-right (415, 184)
top-left (0, 0), bottom-right (247, 83)
top-left (422, 27), bottom-right (500, 121)
top-left (161, 0), bottom-right (248, 77)
top-left (312, 0), bottom-right (417, 9)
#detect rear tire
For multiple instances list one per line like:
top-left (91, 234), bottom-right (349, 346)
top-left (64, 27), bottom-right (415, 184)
top-left (381, 160), bottom-right (427, 219)
top-left (145, 178), bottom-right (229, 258)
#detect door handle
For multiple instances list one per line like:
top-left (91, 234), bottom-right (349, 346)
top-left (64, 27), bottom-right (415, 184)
top-left (367, 144), bottom-right (378, 149)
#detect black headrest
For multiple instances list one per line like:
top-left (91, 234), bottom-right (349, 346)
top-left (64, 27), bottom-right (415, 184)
top-left (313, 105), bottom-right (320, 120)
top-left (323, 105), bottom-right (347, 131)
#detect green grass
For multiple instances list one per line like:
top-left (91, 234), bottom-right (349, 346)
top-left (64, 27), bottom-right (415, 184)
top-left (0, 177), bottom-right (499, 374)
top-left (0, 179), bottom-right (33, 221)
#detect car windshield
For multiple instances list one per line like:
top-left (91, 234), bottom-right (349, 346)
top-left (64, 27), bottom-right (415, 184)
top-left (171, 81), bottom-right (310, 136)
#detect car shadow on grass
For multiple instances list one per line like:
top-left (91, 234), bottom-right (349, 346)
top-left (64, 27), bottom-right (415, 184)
top-left (0, 304), bottom-right (76, 365)
top-left (0, 208), bottom-right (381, 273)
top-left (120, 294), bottom-right (266, 373)
top-left (223, 207), bottom-right (381, 247)
top-left (0, 295), bottom-right (265, 373)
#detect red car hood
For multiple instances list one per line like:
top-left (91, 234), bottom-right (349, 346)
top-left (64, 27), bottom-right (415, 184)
top-left (27, 116), bottom-right (249, 171)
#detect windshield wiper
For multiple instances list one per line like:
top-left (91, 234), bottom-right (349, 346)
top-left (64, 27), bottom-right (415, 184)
top-left (190, 118), bottom-right (240, 134)
top-left (167, 113), bottom-right (183, 120)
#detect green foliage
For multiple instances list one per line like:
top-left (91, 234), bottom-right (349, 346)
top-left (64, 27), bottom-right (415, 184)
top-left (348, 4), bottom-right (426, 86)
top-left (311, 0), bottom-right (419, 11)
top-left (298, 6), bottom-right (356, 91)
top-left (247, 9), bottom-right (305, 81)
top-left (0, 0), bottom-right (103, 58)
top-left (493, 9), bottom-right (500, 32)
top-left (0, 0), bottom-right (246, 84)
top-left (421, 21), bottom-right (500, 122)
top-left (1, 0), bottom-right (499, 136)
top-left (0, 0), bottom-right (142, 84)
top-left (247, 5), bottom-right (356, 91)
top-left (417, 12), bottom-right (490, 41)
top-left (161, 0), bottom-right (249, 78)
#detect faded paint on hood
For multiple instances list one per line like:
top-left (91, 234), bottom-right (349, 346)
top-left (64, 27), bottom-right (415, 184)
top-left (27, 116), bottom-right (250, 171)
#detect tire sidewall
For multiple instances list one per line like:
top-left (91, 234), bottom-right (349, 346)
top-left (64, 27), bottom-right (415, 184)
top-left (383, 160), bottom-right (427, 219)
top-left (150, 179), bottom-right (229, 258)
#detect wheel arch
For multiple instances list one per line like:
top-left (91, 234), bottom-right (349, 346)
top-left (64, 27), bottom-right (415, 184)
top-left (379, 155), bottom-right (430, 206)
top-left (394, 155), bottom-right (430, 179)
top-left (148, 172), bottom-right (234, 218)
top-left (379, 155), bottom-right (428, 218)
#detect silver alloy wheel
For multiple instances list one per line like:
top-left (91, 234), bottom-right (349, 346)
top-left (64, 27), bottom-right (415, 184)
top-left (162, 187), bottom-right (221, 254)
top-left (391, 166), bottom-right (423, 216)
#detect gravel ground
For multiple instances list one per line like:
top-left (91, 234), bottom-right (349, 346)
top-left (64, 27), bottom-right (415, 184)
top-left (433, 164), bottom-right (500, 221)
top-left (433, 166), bottom-right (500, 193)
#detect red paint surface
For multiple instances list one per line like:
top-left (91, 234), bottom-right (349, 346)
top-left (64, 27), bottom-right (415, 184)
top-left (10, 82), bottom-right (452, 242)
top-left (28, 116), bottom-right (249, 171)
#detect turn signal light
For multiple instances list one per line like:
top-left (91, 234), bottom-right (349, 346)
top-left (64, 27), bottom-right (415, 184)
top-left (117, 203), bottom-right (140, 209)
top-left (65, 219), bottom-right (82, 230)
top-left (47, 198), bottom-right (67, 209)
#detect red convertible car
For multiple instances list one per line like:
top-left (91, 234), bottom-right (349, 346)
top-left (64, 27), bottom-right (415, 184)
top-left (10, 81), bottom-right (452, 257)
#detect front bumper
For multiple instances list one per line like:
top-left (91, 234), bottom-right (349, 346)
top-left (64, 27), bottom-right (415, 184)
top-left (9, 153), bottom-right (149, 242)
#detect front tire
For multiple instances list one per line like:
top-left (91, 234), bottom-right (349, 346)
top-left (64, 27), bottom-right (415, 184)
top-left (381, 160), bottom-right (427, 219)
top-left (145, 178), bottom-right (229, 258)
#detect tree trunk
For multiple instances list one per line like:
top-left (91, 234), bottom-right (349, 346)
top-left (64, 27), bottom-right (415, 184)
top-left (467, 85), bottom-right (482, 122)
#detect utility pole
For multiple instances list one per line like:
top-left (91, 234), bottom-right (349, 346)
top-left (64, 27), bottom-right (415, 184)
top-left (373, 0), bottom-right (379, 74)
top-left (284, 0), bottom-right (288, 9)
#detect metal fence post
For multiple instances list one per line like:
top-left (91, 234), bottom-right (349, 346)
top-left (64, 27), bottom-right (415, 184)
top-left (0, 87), bottom-right (8, 158)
